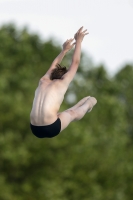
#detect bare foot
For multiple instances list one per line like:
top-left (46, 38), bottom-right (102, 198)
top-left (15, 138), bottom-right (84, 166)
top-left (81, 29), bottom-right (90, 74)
top-left (87, 96), bottom-right (97, 113)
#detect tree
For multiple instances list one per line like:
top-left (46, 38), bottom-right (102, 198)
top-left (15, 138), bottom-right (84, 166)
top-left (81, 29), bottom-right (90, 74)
top-left (0, 24), bottom-right (133, 200)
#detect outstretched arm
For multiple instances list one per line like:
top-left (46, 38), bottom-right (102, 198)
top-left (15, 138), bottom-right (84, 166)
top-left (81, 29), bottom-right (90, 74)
top-left (62, 26), bottom-right (89, 83)
top-left (70, 26), bottom-right (89, 68)
top-left (44, 39), bottom-right (75, 78)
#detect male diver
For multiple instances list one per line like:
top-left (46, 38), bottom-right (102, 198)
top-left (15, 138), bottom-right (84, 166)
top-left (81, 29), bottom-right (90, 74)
top-left (30, 26), bottom-right (97, 138)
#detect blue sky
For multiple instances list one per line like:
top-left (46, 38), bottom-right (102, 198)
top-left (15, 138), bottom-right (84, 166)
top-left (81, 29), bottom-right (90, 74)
top-left (0, 0), bottom-right (133, 75)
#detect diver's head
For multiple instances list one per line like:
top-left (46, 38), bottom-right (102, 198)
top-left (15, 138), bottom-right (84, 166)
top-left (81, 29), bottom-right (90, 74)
top-left (50, 64), bottom-right (68, 80)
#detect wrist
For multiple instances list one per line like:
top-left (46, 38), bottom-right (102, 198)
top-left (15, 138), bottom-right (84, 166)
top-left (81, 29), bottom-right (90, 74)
top-left (62, 49), bottom-right (68, 54)
top-left (75, 40), bottom-right (82, 46)
top-left (76, 39), bottom-right (82, 44)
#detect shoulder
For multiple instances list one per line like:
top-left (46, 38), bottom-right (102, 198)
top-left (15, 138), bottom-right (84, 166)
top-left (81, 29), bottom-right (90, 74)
top-left (39, 75), bottom-right (50, 84)
top-left (60, 69), bottom-right (75, 85)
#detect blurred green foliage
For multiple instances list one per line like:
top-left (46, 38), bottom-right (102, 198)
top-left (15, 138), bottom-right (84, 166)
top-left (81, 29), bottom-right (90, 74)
top-left (0, 24), bottom-right (133, 200)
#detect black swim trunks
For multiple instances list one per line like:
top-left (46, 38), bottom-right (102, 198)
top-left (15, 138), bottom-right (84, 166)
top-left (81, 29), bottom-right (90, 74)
top-left (30, 118), bottom-right (61, 138)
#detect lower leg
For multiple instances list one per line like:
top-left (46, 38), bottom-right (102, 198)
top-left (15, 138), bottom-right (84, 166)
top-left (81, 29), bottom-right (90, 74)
top-left (73, 97), bottom-right (97, 121)
top-left (66, 96), bottom-right (90, 111)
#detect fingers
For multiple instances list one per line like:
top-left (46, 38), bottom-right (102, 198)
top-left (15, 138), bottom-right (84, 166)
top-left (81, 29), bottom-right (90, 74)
top-left (66, 38), bottom-right (74, 43)
top-left (68, 38), bottom-right (74, 41)
top-left (72, 42), bottom-right (76, 45)
top-left (83, 28), bottom-right (89, 33)
top-left (66, 27), bottom-right (88, 45)
top-left (78, 26), bottom-right (83, 32)
top-left (82, 29), bottom-right (87, 33)
top-left (84, 33), bottom-right (89, 36)
top-left (81, 28), bottom-right (89, 35)
top-left (76, 27), bottom-right (89, 34)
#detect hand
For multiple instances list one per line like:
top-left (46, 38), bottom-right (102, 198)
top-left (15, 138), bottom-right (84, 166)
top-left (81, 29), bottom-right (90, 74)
top-left (62, 38), bottom-right (76, 52)
top-left (74, 26), bottom-right (89, 42)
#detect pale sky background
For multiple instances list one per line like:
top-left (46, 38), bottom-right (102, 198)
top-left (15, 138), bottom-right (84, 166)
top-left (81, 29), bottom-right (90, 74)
top-left (0, 0), bottom-right (133, 75)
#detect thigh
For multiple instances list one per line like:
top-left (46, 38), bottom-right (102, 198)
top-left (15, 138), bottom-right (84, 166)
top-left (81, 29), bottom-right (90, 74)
top-left (57, 110), bottom-right (76, 132)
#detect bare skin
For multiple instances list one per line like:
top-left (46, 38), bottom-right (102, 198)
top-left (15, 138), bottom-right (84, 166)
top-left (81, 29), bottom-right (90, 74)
top-left (30, 26), bottom-right (97, 132)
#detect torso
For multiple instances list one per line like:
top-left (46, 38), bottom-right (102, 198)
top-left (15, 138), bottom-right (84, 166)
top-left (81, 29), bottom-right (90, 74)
top-left (30, 77), bottom-right (68, 126)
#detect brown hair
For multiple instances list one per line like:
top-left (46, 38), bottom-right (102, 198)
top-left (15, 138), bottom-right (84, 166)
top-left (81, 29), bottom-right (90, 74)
top-left (50, 64), bottom-right (68, 80)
